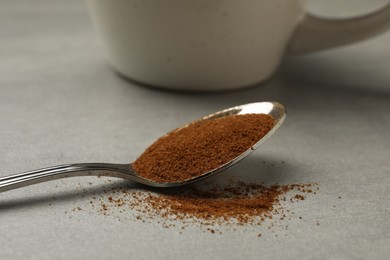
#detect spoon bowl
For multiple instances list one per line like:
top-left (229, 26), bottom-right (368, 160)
top-left (0, 102), bottom-right (286, 192)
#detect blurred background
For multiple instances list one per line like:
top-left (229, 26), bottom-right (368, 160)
top-left (0, 1), bottom-right (389, 260)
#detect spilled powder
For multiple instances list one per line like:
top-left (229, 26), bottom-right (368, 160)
top-left (127, 182), bottom-right (316, 225)
top-left (133, 114), bottom-right (275, 183)
top-left (77, 179), bottom-right (319, 233)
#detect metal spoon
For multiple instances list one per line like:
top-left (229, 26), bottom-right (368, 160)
top-left (0, 101), bottom-right (286, 192)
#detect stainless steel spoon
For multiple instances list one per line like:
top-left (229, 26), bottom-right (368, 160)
top-left (0, 101), bottom-right (286, 192)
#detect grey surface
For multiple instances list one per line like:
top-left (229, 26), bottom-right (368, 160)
top-left (0, 0), bottom-right (389, 259)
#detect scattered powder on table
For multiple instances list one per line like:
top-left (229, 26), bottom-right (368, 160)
top-left (133, 114), bottom-right (275, 183)
top-left (130, 182), bottom-right (316, 225)
top-left (81, 179), bottom-right (319, 232)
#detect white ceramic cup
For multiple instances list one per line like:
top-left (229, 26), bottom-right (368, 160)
top-left (86, 0), bottom-right (390, 91)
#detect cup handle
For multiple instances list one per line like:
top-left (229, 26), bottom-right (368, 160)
top-left (288, 3), bottom-right (390, 55)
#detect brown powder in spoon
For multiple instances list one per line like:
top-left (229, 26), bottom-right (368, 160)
top-left (133, 114), bottom-right (274, 183)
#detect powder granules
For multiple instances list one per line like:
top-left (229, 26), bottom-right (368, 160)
top-left (133, 114), bottom-right (275, 183)
top-left (130, 182), bottom-right (315, 225)
top-left (141, 183), bottom-right (288, 224)
top-left (88, 180), bottom-right (318, 231)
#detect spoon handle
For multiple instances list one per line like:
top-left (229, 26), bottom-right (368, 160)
top-left (0, 163), bottom-right (132, 193)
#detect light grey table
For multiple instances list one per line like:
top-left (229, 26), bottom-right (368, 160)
top-left (0, 1), bottom-right (389, 259)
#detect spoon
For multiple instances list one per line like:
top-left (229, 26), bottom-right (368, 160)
top-left (0, 101), bottom-right (286, 192)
